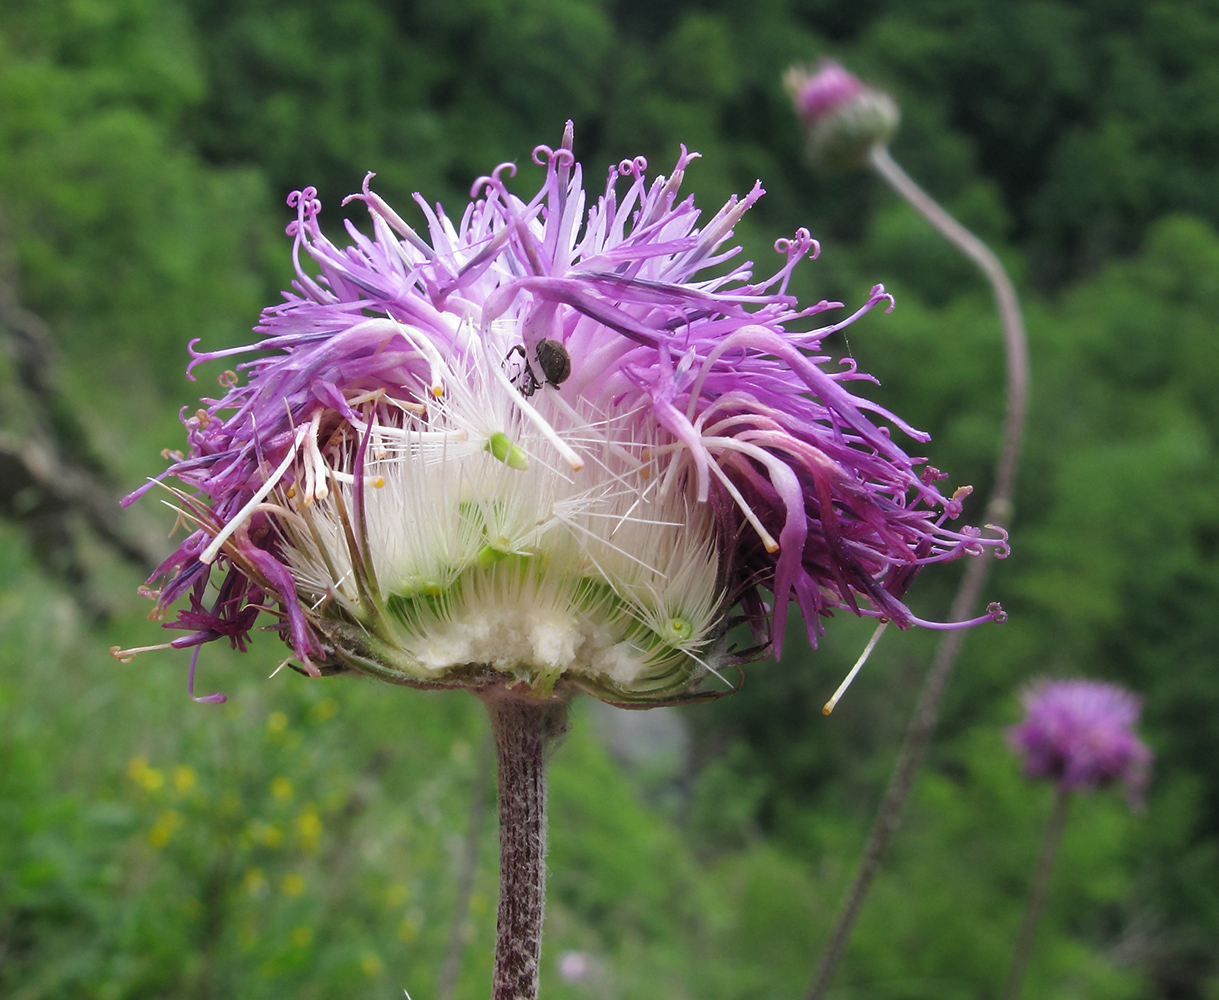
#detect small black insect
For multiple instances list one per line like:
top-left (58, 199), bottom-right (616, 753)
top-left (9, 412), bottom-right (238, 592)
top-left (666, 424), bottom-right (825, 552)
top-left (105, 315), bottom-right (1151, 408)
top-left (506, 339), bottom-right (571, 397)
top-left (534, 338), bottom-right (572, 387)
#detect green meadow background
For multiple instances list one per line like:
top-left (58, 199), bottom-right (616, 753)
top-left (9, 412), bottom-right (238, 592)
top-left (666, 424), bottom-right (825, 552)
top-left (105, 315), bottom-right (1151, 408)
top-left (2, 1), bottom-right (1218, 997)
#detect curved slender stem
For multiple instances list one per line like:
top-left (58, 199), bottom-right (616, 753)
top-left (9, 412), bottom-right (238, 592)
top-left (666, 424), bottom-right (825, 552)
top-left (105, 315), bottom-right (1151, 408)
top-left (484, 691), bottom-right (566, 1000)
top-left (1002, 786), bottom-right (1071, 1000)
top-left (806, 146), bottom-right (1031, 1000)
top-left (868, 145), bottom-right (1030, 525)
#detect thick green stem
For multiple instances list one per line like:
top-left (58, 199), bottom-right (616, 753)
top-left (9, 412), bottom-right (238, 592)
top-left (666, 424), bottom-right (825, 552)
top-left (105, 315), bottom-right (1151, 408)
top-left (483, 691), bottom-right (566, 1000)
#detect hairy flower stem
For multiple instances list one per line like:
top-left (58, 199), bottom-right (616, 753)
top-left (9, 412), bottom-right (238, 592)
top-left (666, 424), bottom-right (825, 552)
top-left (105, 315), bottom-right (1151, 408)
top-left (1002, 786), bottom-right (1071, 1000)
top-left (484, 691), bottom-right (567, 1000)
top-left (806, 148), bottom-right (1030, 1000)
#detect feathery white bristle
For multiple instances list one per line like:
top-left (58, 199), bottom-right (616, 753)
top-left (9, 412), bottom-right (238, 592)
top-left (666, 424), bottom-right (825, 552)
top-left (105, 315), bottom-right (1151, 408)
top-left (283, 347), bottom-right (722, 688)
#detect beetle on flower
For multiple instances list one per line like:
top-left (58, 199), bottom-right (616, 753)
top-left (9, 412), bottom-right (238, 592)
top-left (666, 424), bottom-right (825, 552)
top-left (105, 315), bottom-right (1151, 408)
top-left (116, 122), bottom-right (1005, 706)
top-left (115, 122), bottom-right (1012, 1000)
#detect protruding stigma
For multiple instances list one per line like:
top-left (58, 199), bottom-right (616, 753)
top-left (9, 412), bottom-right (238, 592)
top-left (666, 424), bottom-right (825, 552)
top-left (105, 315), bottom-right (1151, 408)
top-left (822, 622), bottom-right (888, 715)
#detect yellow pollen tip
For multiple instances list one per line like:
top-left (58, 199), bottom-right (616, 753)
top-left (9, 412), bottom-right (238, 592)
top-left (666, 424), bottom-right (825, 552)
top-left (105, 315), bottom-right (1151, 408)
top-left (372, 477), bottom-right (385, 488)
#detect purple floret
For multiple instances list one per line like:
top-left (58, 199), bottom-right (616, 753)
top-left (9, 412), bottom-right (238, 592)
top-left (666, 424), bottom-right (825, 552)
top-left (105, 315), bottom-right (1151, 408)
top-left (1008, 679), bottom-right (1153, 806)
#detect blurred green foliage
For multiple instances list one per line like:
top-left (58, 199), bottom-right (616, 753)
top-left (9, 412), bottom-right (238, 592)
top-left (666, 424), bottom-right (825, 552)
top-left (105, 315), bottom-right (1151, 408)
top-left (2, 0), bottom-right (1219, 997)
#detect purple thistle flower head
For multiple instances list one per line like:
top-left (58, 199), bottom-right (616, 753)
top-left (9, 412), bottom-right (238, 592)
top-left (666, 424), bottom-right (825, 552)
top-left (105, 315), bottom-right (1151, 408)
top-left (119, 123), bottom-right (1005, 706)
top-left (784, 60), bottom-right (900, 170)
top-left (787, 60), bottom-right (868, 125)
top-left (1008, 679), bottom-right (1153, 807)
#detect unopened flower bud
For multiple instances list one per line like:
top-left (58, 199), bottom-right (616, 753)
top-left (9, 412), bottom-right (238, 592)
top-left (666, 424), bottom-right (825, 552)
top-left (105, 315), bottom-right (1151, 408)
top-left (785, 60), bottom-right (900, 170)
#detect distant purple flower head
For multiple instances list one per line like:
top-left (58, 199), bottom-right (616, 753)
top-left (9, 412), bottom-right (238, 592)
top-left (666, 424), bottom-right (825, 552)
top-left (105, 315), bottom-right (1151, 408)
top-left (118, 123), bottom-right (1005, 706)
top-left (1008, 680), bottom-right (1152, 807)
top-left (784, 60), bottom-right (900, 170)
top-left (787, 60), bottom-right (867, 125)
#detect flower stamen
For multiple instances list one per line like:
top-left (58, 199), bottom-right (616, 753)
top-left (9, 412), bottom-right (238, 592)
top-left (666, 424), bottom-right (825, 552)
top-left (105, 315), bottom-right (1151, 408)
top-left (822, 623), bottom-right (888, 715)
top-left (200, 421), bottom-right (312, 565)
